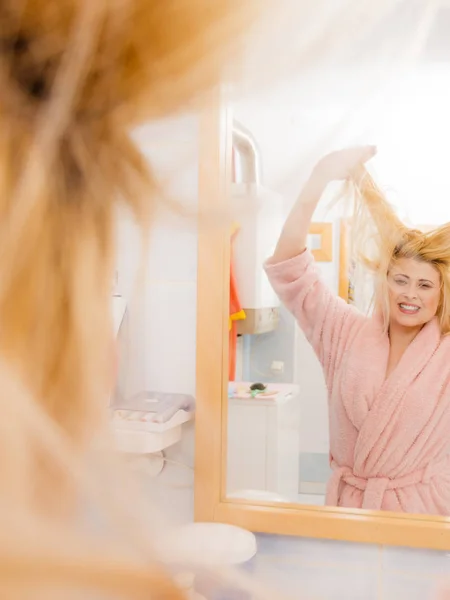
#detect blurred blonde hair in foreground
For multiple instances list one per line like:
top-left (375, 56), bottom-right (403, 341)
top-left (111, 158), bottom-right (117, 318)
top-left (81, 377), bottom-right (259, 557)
top-left (0, 0), bottom-right (262, 597)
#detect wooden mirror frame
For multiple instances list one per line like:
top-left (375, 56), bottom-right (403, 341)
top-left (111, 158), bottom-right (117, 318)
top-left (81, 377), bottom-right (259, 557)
top-left (194, 90), bottom-right (450, 550)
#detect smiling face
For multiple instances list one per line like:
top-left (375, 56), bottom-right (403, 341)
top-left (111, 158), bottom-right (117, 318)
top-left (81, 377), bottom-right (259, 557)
top-left (387, 257), bottom-right (441, 330)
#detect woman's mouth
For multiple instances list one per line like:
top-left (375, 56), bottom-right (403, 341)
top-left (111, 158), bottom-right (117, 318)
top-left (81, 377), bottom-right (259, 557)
top-left (398, 303), bottom-right (420, 315)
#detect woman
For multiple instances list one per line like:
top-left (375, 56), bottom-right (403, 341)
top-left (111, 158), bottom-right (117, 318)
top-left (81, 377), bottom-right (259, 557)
top-left (266, 146), bottom-right (450, 514)
top-left (0, 1), bottom-right (262, 597)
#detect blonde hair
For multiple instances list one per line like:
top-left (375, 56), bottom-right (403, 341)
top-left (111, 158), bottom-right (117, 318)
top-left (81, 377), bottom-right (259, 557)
top-left (347, 168), bottom-right (450, 334)
top-left (0, 0), bottom-right (260, 597)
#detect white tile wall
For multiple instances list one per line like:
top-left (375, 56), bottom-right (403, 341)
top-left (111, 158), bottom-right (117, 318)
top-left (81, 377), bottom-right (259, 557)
top-left (146, 222), bottom-right (198, 283)
top-left (243, 535), bottom-right (449, 600)
top-left (117, 112), bottom-right (199, 396)
top-left (114, 113), bottom-right (199, 521)
top-left (381, 573), bottom-right (437, 600)
top-left (382, 546), bottom-right (450, 577)
top-left (256, 534), bottom-right (378, 566)
top-left (250, 559), bottom-right (378, 600)
top-left (144, 281), bottom-right (197, 395)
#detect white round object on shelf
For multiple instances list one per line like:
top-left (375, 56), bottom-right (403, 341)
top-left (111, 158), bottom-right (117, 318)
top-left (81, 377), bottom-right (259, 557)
top-left (161, 522), bottom-right (257, 566)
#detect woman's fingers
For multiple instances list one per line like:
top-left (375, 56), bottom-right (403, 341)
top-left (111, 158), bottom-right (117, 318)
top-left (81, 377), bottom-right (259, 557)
top-left (360, 144), bottom-right (377, 163)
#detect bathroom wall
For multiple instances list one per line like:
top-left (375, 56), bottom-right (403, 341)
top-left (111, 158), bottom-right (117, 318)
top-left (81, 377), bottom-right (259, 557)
top-left (115, 113), bottom-right (199, 524)
top-left (246, 533), bottom-right (449, 600)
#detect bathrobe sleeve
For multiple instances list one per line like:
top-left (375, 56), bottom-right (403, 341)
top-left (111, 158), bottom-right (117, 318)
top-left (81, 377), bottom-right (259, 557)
top-left (264, 249), bottom-right (364, 376)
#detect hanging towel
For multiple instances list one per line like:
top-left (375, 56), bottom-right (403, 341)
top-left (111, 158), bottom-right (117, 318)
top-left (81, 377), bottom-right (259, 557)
top-left (229, 224), bottom-right (246, 381)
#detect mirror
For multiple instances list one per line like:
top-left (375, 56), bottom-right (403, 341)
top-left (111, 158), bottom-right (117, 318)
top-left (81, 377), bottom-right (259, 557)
top-left (225, 60), bottom-right (450, 514)
top-left (194, 3), bottom-right (450, 549)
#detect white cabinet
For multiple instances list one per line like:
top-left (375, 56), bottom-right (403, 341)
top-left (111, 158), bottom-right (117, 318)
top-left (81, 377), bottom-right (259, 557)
top-left (226, 383), bottom-right (300, 500)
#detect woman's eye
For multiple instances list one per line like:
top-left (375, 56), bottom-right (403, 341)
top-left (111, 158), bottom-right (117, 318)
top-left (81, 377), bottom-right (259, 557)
top-left (395, 279), bottom-right (406, 285)
top-left (420, 283), bottom-right (431, 289)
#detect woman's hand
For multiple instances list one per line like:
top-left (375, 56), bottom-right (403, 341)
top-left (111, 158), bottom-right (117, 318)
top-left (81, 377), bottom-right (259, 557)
top-left (313, 145), bottom-right (377, 184)
top-left (271, 145), bottom-right (376, 263)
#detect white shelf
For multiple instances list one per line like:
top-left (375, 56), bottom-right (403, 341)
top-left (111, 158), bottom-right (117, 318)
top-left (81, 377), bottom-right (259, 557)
top-left (113, 426), bottom-right (183, 454)
top-left (112, 410), bottom-right (193, 454)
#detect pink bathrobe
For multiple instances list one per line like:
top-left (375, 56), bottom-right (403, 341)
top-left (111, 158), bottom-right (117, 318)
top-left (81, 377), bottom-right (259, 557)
top-left (265, 250), bottom-right (450, 514)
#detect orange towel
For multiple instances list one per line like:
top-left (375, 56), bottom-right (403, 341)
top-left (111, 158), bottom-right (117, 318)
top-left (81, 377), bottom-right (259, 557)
top-left (229, 226), bottom-right (245, 381)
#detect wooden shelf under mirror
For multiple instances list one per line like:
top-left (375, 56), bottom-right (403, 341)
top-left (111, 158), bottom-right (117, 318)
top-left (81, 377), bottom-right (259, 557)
top-left (194, 89), bottom-right (450, 550)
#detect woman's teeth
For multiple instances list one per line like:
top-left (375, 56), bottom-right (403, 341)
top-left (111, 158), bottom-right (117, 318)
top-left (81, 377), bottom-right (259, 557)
top-left (399, 303), bottom-right (420, 313)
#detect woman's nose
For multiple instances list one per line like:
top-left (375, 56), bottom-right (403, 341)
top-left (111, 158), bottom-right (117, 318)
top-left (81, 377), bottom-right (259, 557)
top-left (404, 284), bottom-right (419, 300)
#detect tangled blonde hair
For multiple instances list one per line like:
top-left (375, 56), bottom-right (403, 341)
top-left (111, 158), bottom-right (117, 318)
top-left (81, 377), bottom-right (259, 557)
top-left (348, 168), bottom-right (450, 334)
top-left (0, 0), bottom-right (261, 598)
